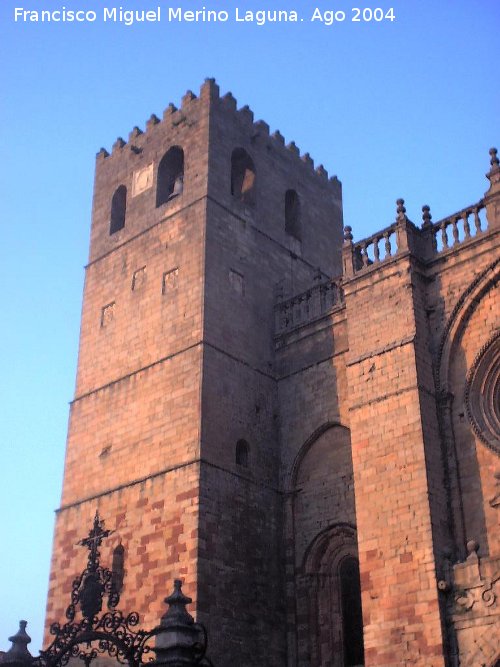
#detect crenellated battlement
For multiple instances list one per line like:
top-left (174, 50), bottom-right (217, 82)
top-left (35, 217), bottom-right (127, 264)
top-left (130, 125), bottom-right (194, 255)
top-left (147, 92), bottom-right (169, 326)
top-left (90, 76), bottom-right (344, 273)
top-left (96, 78), bottom-right (340, 185)
top-left (96, 80), bottom-right (208, 160)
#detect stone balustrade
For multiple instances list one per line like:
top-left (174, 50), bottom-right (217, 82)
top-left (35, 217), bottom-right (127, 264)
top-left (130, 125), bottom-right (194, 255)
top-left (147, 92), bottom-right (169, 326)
top-left (343, 197), bottom-right (490, 278)
top-left (277, 149), bottom-right (498, 333)
top-left (275, 199), bottom-right (489, 335)
top-left (351, 223), bottom-right (399, 269)
top-left (275, 279), bottom-right (344, 335)
top-left (429, 202), bottom-right (486, 252)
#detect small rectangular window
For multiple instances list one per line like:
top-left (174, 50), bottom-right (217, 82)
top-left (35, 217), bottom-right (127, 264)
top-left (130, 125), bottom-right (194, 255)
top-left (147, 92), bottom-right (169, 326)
top-left (101, 302), bottom-right (116, 327)
top-left (162, 268), bottom-right (179, 295)
top-left (229, 269), bottom-right (244, 296)
top-left (131, 267), bottom-right (146, 291)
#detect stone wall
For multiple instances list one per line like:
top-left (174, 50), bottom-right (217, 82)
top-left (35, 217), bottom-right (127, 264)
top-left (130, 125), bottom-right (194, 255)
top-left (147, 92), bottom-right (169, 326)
top-left (45, 80), bottom-right (499, 666)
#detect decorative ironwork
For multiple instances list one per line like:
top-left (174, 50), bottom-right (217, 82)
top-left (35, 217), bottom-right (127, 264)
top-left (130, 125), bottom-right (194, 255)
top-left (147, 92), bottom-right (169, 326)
top-left (66, 511), bottom-right (118, 623)
top-left (33, 512), bottom-right (154, 667)
top-left (2, 513), bottom-right (214, 667)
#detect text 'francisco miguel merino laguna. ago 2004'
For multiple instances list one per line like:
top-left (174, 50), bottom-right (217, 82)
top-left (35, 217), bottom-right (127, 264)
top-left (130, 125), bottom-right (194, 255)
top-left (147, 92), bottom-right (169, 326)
top-left (13, 6), bottom-right (398, 26)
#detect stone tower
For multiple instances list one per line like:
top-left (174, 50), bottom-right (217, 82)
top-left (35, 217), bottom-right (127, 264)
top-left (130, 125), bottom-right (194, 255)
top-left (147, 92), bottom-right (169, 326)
top-left (45, 79), bottom-right (343, 666)
top-left (46, 78), bottom-right (500, 667)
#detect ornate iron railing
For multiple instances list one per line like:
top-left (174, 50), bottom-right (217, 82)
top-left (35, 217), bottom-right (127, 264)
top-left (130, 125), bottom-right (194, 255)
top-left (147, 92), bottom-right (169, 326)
top-left (1, 513), bottom-right (213, 667)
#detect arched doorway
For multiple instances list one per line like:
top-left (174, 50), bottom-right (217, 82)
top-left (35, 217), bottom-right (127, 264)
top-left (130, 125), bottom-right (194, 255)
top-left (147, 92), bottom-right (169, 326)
top-left (291, 424), bottom-right (364, 666)
top-left (295, 525), bottom-right (364, 667)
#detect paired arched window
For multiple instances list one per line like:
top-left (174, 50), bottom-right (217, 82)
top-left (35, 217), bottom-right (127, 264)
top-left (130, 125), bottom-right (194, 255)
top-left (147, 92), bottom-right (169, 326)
top-left (231, 148), bottom-right (256, 206)
top-left (110, 185), bottom-right (127, 235)
top-left (236, 439), bottom-right (249, 467)
top-left (339, 556), bottom-right (365, 666)
top-left (156, 146), bottom-right (184, 207)
top-left (285, 189), bottom-right (301, 240)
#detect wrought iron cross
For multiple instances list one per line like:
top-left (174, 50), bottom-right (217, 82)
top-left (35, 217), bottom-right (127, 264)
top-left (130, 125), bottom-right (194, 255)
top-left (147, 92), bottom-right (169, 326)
top-left (78, 511), bottom-right (113, 571)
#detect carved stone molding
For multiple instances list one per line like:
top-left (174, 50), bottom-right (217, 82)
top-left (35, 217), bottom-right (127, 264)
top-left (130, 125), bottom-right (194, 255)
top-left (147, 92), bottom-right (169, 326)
top-left (435, 258), bottom-right (499, 393)
top-left (453, 541), bottom-right (498, 613)
top-left (490, 471), bottom-right (500, 509)
top-left (451, 542), bottom-right (500, 667)
top-left (459, 622), bottom-right (500, 667)
top-left (464, 331), bottom-right (500, 455)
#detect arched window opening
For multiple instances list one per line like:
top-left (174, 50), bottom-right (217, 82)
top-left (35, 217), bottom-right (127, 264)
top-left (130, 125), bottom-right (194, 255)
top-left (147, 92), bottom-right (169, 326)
top-left (231, 148), bottom-right (256, 206)
top-left (339, 556), bottom-right (365, 667)
top-left (111, 544), bottom-right (125, 593)
top-left (156, 146), bottom-right (184, 207)
top-left (285, 189), bottom-right (301, 240)
top-left (236, 439), bottom-right (249, 467)
top-left (110, 185), bottom-right (127, 235)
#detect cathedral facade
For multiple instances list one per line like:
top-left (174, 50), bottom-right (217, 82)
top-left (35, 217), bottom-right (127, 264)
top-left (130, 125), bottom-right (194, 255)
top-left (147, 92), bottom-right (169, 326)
top-left (45, 79), bottom-right (500, 667)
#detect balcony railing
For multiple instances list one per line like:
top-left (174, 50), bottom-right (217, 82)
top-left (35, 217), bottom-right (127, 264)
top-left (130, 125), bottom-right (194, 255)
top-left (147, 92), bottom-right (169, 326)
top-left (343, 198), bottom-right (490, 277)
top-left (275, 279), bottom-right (344, 335)
top-left (429, 202), bottom-right (485, 252)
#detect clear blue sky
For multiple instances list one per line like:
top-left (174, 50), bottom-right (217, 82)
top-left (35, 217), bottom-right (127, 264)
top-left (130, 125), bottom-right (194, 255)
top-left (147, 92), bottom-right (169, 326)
top-left (0, 0), bottom-right (498, 654)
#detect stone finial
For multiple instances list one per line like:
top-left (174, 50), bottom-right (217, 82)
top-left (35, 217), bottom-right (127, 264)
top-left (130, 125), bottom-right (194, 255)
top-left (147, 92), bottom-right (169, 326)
top-left (153, 580), bottom-right (196, 662)
top-left (287, 141), bottom-right (300, 156)
top-left (0, 621), bottom-right (32, 665)
top-left (396, 198), bottom-right (407, 222)
top-left (489, 147), bottom-right (499, 172)
top-left (485, 147), bottom-right (500, 228)
top-left (422, 205), bottom-right (432, 228)
top-left (466, 539), bottom-right (479, 558)
top-left (161, 579), bottom-right (194, 625)
top-left (463, 539), bottom-right (481, 584)
top-left (153, 580), bottom-right (212, 665)
top-left (97, 147), bottom-right (109, 159)
top-left (344, 225), bottom-right (353, 243)
top-left (342, 226), bottom-right (356, 278)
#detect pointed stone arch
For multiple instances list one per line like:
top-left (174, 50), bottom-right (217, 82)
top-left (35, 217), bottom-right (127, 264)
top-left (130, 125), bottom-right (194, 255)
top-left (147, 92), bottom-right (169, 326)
top-left (287, 421), bottom-right (349, 492)
top-left (285, 423), bottom-right (360, 666)
top-left (296, 523), bottom-right (364, 667)
top-left (436, 257), bottom-right (499, 394)
top-left (434, 258), bottom-right (499, 528)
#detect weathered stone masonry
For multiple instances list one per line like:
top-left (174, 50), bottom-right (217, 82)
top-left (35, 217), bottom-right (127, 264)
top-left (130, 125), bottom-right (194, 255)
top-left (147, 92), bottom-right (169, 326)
top-left (46, 79), bottom-right (499, 667)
